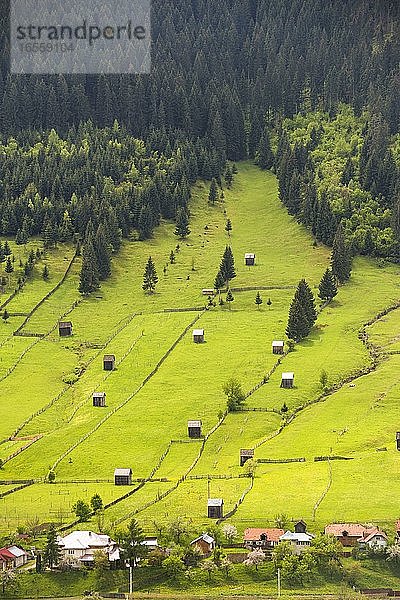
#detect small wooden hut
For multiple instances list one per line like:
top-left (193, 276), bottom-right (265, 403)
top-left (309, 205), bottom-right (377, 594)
top-left (281, 372), bottom-right (294, 389)
top-left (240, 449), bottom-right (254, 467)
top-left (193, 329), bottom-right (205, 343)
top-left (245, 253), bottom-right (256, 266)
top-left (93, 392), bottom-right (106, 407)
top-left (114, 468), bottom-right (132, 486)
top-left (59, 321), bottom-right (72, 337)
top-left (188, 420), bottom-right (202, 438)
top-left (103, 355), bottom-right (116, 371)
top-left (272, 340), bottom-right (285, 355)
top-left (208, 498), bottom-right (223, 519)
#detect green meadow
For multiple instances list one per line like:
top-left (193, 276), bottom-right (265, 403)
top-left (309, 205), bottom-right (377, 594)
top-left (0, 162), bottom-right (400, 540)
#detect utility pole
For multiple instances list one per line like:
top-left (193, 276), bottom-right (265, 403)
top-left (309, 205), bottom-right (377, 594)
top-left (277, 567), bottom-right (281, 598)
top-left (129, 564), bottom-right (133, 596)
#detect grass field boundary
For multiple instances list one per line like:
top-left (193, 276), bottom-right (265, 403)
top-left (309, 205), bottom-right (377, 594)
top-left (230, 285), bottom-right (296, 292)
top-left (312, 459), bottom-right (332, 520)
top-left (50, 309), bottom-right (208, 475)
top-left (2, 435), bottom-right (43, 465)
top-left (0, 481), bottom-right (35, 498)
top-left (217, 476), bottom-right (254, 524)
top-left (13, 249), bottom-right (78, 336)
top-left (257, 457), bottom-right (306, 464)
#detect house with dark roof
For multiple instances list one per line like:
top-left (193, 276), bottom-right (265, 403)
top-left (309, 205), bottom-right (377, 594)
top-left (280, 521), bottom-right (314, 554)
top-left (190, 533), bottom-right (215, 556)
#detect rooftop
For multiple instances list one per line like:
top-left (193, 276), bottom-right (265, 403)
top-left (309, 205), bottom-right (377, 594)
top-left (114, 468), bottom-right (132, 477)
top-left (244, 528), bottom-right (284, 542)
top-left (193, 329), bottom-right (205, 336)
top-left (282, 372), bottom-right (294, 379)
top-left (188, 420), bottom-right (202, 427)
top-left (208, 498), bottom-right (223, 507)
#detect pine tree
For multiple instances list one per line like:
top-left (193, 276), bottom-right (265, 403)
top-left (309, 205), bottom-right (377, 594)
top-left (43, 525), bottom-right (61, 569)
top-left (331, 224), bottom-right (352, 283)
top-left (3, 241), bottom-right (11, 256)
top-left (296, 279), bottom-right (317, 327)
top-left (286, 279), bottom-right (317, 341)
top-left (255, 292), bottom-right (263, 309)
top-left (143, 256), bottom-right (158, 294)
top-left (225, 219), bottom-right (232, 236)
top-left (169, 250), bottom-right (176, 264)
top-left (174, 207), bottom-right (191, 239)
top-left (256, 127), bottom-right (274, 169)
top-left (341, 157), bottom-right (355, 185)
top-left (0, 242), bottom-right (4, 263)
top-left (226, 288), bottom-right (234, 310)
top-left (5, 256), bottom-right (13, 274)
top-left (42, 264), bottom-right (49, 281)
top-left (208, 178), bottom-right (218, 205)
top-left (94, 224), bottom-right (112, 281)
top-left (318, 268), bottom-right (338, 301)
top-left (219, 246), bottom-right (236, 285)
top-left (79, 235), bottom-right (100, 295)
top-left (225, 166), bottom-right (233, 188)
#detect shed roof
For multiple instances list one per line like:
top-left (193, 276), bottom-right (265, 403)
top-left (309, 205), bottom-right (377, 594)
top-left (208, 498), bottom-right (223, 507)
top-left (114, 468), bottom-right (132, 477)
top-left (280, 531), bottom-right (314, 542)
top-left (240, 449), bottom-right (254, 456)
top-left (7, 546), bottom-right (27, 558)
top-left (93, 392), bottom-right (106, 398)
top-left (59, 321), bottom-right (72, 327)
top-left (188, 420), bottom-right (202, 428)
top-left (0, 548), bottom-right (17, 560)
top-left (245, 253), bottom-right (255, 258)
top-left (193, 329), bottom-right (205, 336)
top-left (191, 533), bottom-right (215, 545)
top-left (282, 372), bottom-right (294, 379)
top-left (325, 523), bottom-right (375, 538)
top-left (104, 354), bottom-right (116, 361)
top-left (272, 340), bottom-right (285, 346)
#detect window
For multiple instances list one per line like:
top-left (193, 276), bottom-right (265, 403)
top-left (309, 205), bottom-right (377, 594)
top-left (68, 550), bottom-right (74, 555)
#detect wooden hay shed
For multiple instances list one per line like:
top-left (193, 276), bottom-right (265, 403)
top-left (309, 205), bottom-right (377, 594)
top-left (188, 420), bottom-right (202, 438)
top-left (294, 520), bottom-right (307, 534)
top-left (114, 468), bottom-right (132, 486)
top-left (103, 354), bottom-right (116, 371)
top-left (240, 449), bottom-right (254, 467)
top-left (281, 372), bottom-right (294, 389)
top-left (93, 392), bottom-right (106, 407)
top-left (396, 432), bottom-right (400, 451)
top-left (208, 498), bottom-right (223, 519)
top-left (193, 329), bottom-right (205, 343)
top-left (245, 253), bottom-right (256, 266)
top-left (202, 289), bottom-right (215, 296)
top-left (59, 321), bottom-right (72, 337)
top-left (272, 340), bottom-right (285, 355)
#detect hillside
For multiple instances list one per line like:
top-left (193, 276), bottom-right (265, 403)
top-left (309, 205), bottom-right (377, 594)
top-left (0, 162), bottom-right (399, 537)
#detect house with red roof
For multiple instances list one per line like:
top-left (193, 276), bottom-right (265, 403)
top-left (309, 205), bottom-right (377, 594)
top-left (243, 528), bottom-right (284, 551)
top-left (325, 523), bottom-right (387, 550)
top-left (0, 546), bottom-right (29, 570)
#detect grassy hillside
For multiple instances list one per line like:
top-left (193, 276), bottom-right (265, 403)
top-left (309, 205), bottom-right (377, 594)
top-left (0, 162), bottom-right (399, 539)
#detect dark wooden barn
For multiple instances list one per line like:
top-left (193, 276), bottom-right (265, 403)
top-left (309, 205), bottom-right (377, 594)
top-left (272, 340), bottom-right (285, 355)
top-left (188, 420), bottom-right (202, 438)
top-left (245, 253), bottom-right (256, 266)
top-left (103, 355), bottom-right (116, 371)
top-left (193, 329), bottom-right (205, 343)
top-left (114, 468), bottom-right (132, 486)
top-left (294, 520), bottom-right (307, 534)
top-left (93, 392), bottom-right (106, 407)
top-left (396, 432), bottom-right (400, 451)
top-left (208, 498), bottom-right (223, 519)
top-left (59, 321), bottom-right (72, 337)
top-left (281, 372), bottom-right (294, 389)
top-left (240, 449), bottom-right (254, 467)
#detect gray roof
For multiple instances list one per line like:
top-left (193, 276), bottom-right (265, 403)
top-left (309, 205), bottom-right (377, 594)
top-left (104, 354), bottom-right (115, 360)
top-left (93, 392), bottom-right (106, 398)
top-left (245, 253), bottom-right (255, 258)
top-left (114, 468), bottom-right (132, 477)
top-left (193, 329), bottom-right (204, 336)
top-left (240, 449), bottom-right (254, 456)
top-left (282, 372), bottom-right (294, 379)
top-left (59, 321), bottom-right (72, 327)
top-left (191, 533), bottom-right (215, 545)
top-left (188, 420), bottom-right (202, 428)
top-left (272, 340), bottom-right (285, 346)
top-left (208, 498), bottom-right (223, 507)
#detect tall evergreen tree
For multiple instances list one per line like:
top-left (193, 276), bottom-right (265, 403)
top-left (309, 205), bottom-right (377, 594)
top-left (79, 234), bottom-right (100, 295)
top-left (331, 224), bottom-right (352, 283)
top-left (318, 268), bottom-right (338, 301)
top-left (174, 207), bottom-right (191, 239)
top-left (94, 224), bottom-right (112, 281)
top-left (219, 246), bottom-right (236, 285)
top-left (208, 178), bottom-right (219, 205)
top-left (256, 127), bottom-right (274, 169)
top-left (43, 525), bottom-right (61, 569)
top-left (286, 279), bottom-right (317, 341)
top-left (143, 256), bottom-right (158, 294)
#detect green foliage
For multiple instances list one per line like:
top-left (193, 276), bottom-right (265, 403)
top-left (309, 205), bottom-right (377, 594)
top-left (42, 264), bottom-right (49, 281)
top-left (72, 499), bottom-right (91, 522)
top-left (79, 234), bottom-right (100, 295)
top-left (142, 256), bottom-right (158, 294)
top-left (255, 291), bottom-right (263, 309)
top-left (174, 207), bottom-right (191, 239)
top-left (208, 179), bottom-right (219, 205)
top-left (162, 555), bottom-right (185, 579)
top-left (318, 268), bottom-right (338, 301)
top-left (43, 524), bottom-right (61, 569)
top-left (331, 224), bottom-right (352, 283)
top-left (286, 279), bottom-right (317, 341)
top-left (223, 377), bottom-right (245, 412)
top-left (90, 493), bottom-right (103, 513)
top-left (120, 518), bottom-right (148, 568)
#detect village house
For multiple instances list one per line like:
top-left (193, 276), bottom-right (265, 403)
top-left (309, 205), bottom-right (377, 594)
top-left (190, 533), bottom-right (215, 556)
top-left (57, 531), bottom-right (120, 568)
top-left (280, 520), bottom-right (314, 554)
top-left (325, 523), bottom-right (388, 551)
top-left (0, 546), bottom-right (29, 570)
top-left (243, 528), bottom-right (284, 551)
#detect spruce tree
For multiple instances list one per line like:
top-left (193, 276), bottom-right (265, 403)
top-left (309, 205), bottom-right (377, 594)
top-left (42, 264), bottom-right (49, 280)
top-left (0, 242), bottom-right (4, 263)
top-left (208, 178), bottom-right (218, 205)
top-left (255, 291), bottom-right (263, 309)
top-left (94, 224), bottom-right (112, 281)
top-left (79, 235), bottom-right (100, 295)
top-left (219, 246), bottom-right (236, 285)
top-left (43, 525), bottom-right (61, 569)
top-left (226, 288), bottom-right (234, 310)
top-left (3, 241), bottom-right (11, 255)
top-left (286, 279), bottom-right (317, 341)
top-left (225, 219), bottom-right (232, 236)
top-left (174, 207), bottom-right (191, 239)
top-left (143, 256), bottom-right (158, 294)
top-left (256, 127), bottom-right (274, 169)
top-left (295, 279), bottom-right (317, 327)
top-left (318, 268), bottom-right (338, 301)
top-left (331, 224), bottom-right (352, 283)
top-left (225, 166), bottom-right (233, 188)
top-left (5, 256), bottom-right (13, 274)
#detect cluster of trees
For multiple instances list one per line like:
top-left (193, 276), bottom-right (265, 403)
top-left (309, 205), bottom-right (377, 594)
top-left (276, 106), bottom-right (400, 259)
top-left (0, 1), bottom-right (398, 155)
